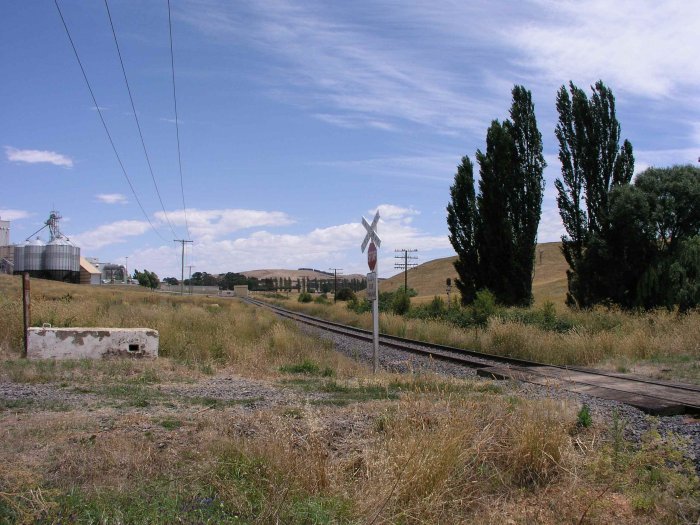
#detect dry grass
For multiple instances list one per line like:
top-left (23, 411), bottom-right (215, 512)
top-left (281, 299), bottom-right (700, 383)
top-left (0, 274), bottom-right (363, 382)
top-left (0, 274), bottom-right (698, 523)
top-left (2, 391), bottom-right (697, 524)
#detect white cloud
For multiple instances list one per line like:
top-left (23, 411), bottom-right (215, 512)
top-left (5, 146), bottom-right (74, 167)
top-left (96, 193), bottom-right (128, 205)
top-left (0, 209), bottom-right (31, 221)
top-left (71, 220), bottom-right (152, 250)
top-left (157, 208), bottom-right (295, 242)
top-left (181, 0), bottom-right (502, 134)
top-left (510, 0), bottom-right (700, 99)
top-left (127, 203), bottom-right (451, 277)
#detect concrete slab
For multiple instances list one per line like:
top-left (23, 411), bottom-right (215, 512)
top-left (28, 327), bottom-right (158, 360)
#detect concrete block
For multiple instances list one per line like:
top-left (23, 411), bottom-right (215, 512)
top-left (28, 327), bottom-right (159, 360)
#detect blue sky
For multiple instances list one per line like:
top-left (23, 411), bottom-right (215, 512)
top-left (2, 0), bottom-right (698, 278)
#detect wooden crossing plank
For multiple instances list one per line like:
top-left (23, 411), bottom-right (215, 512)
top-left (476, 366), bottom-right (689, 416)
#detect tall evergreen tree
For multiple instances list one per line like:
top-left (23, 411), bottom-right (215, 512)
top-left (476, 120), bottom-right (517, 304)
top-left (448, 85), bottom-right (545, 306)
top-left (447, 156), bottom-right (478, 305)
top-left (506, 86), bottom-right (546, 304)
top-left (554, 80), bottom-right (634, 307)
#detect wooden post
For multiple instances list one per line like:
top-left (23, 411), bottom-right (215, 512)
top-left (22, 271), bottom-right (30, 358)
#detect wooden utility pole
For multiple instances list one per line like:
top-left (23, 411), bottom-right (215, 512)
top-left (174, 239), bottom-right (193, 295)
top-left (187, 265), bottom-right (195, 295)
top-left (329, 268), bottom-right (343, 302)
top-left (394, 249), bottom-right (418, 291)
top-left (22, 272), bottom-right (30, 358)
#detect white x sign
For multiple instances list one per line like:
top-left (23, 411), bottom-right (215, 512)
top-left (361, 211), bottom-right (381, 252)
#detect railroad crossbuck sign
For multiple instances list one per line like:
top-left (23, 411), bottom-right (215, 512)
top-left (361, 211), bottom-right (381, 253)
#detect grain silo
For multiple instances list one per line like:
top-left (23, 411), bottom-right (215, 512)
top-left (13, 210), bottom-right (80, 284)
top-left (23, 238), bottom-right (46, 275)
top-left (45, 237), bottom-right (80, 282)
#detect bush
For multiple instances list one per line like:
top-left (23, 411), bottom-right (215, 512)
top-left (314, 294), bottom-right (329, 305)
top-left (298, 292), bottom-right (312, 303)
top-left (391, 289), bottom-right (411, 315)
top-left (335, 288), bottom-right (356, 302)
top-left (471, 289), bottom-right (497, 326)
top-left (347, 297), bottom-right (372, 314)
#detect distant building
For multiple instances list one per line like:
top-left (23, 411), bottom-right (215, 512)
top-left (0, 219), bottom-right (13, 274)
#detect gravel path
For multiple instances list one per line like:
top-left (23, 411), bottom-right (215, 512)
top-left (299, 322), bottom-right (700, 470)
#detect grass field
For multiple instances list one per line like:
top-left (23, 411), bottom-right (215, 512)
top-left (0, 275), bottom-right (698, 524)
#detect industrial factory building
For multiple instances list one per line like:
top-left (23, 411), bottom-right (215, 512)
top-left (0, 211), bottom-right (101, 285)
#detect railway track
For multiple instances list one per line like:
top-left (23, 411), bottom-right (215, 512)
top-left (245, 297), bottom-right (700, 417)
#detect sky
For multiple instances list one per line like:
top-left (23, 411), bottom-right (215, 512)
top-left (1, 0), bottom-right (699, 279)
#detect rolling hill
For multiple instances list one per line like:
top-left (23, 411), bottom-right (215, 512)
top-left (380, 242), bottom-right (568, 305)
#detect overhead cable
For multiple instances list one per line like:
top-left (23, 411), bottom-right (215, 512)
top-left (103, 0), bottom-right (178, 238)
top-left (54, 0), bottom-right (167, 241)
top-left (167, 0), bottom-right (191, 240)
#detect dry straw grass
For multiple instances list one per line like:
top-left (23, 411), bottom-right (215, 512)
top-left (1, 275), bottom-right (698, 523)
top-left (0, 274), bottom-right (363, 381)
top-left (283, 299), bottom-right (700, 380)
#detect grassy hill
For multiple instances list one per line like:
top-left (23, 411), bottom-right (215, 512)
top-left (381, 242), bottom-right (568, 305)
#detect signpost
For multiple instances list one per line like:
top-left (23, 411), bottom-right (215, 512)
top-left (361, 211), bottom-right (381, 373)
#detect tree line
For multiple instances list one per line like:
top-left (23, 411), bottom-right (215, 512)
top-left (168, 271), bottom-right (367, 293)
top-left (448, 81), bottom-right (700, 311)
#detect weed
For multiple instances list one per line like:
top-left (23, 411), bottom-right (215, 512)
top-left (159, 418), bottom-right (182, 430)
top-left (280, 359), bottom-right (321, 375)
top-left (577, 404), bottom-right (593, 428)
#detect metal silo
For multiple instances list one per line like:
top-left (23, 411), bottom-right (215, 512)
top-left (24, 238), bottom-right (45, 278)
top-left (12, 243), bottom-right (26, 273)
top-left (45, 238), bottom-right (80, 283)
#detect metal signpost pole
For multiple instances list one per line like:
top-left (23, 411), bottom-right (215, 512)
top-left (372, 253), bottom-right (379, 373)
top-left (22, 272), bottom-right (30, 358)
top-left (361, 211), bottom-right (381, 374)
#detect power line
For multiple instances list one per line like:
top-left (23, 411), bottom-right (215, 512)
top-left (103, 0), bottom-right (177, 238)
top-left (167, 0), bottom-right (191, 240)
top-left (54, 0), bottom-right (167, 241)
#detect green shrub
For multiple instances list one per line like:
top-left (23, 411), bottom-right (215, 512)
top-left (472, 289), bottom-right (497, 326)
top-left (391, 289), bottom-right (411, 315)
top-left (298, 292), bottom-right (312, 303)
top-left (314, 294), bottom-right (329, 304)
top-left (335, 288), bottom-right (356, 301)
top-left (577, 404), bottom-right (592, 428)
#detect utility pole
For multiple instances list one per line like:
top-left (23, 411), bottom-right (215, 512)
top-left (187, 265), bottom-right (195, 295)
top-left (329, 268), bottom-right (343, 302)
top-left (394, 249), bottom-right (418, 291)
top-left (174, 239), bottom-right (193, 295)
top-left (124, 256), bottom-right (129, 283)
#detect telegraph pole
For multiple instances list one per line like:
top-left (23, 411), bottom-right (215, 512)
top-left (329, 268), bottom-right (343, 302)
top-left (174, 239), bottom-right (193, 295)
top-left (394, 249), bottom-right (418, 291)
top-left (124, 256), bottom-right (129, 284)
top-left (187, 265), bottom-right (195, 295)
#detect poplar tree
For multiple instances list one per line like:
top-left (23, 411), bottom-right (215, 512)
top-left (448, 85), bottom-right (545, 306)
top-left (506, 86), bottom-right (546, 304)
top-left (555, 80), bottom-right (634, 307)
top-left (475, 121), bottom-right (517, 304)
top-left (447, 156), bottom-right (478, 304)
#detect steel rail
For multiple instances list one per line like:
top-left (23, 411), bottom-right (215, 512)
top-left (244, 297), bottom-right (700, 415)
